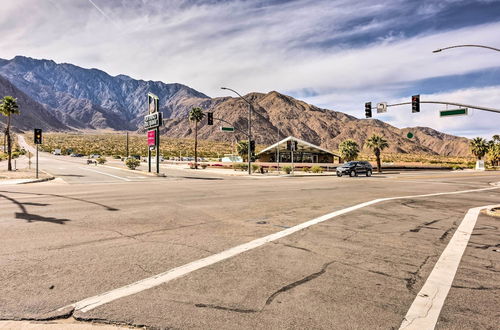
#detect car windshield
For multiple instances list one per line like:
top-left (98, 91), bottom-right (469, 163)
top-left (345, 162), bottom-right (358, 166)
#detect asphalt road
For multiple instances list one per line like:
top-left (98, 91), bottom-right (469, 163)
top-left (1, 150), bottom-right (499, 329)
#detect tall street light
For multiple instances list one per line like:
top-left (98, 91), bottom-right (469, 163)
top-left (221, 87), bottom-right (253, 175)
top-left (433, 44), bottom-right (500, 53)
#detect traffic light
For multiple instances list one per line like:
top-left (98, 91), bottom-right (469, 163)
top-left (412, 95), bottom-right (420, 113)
top-left (365, 102), bottom-right (372, 118)
top-left (207, 112), bottom-right (213, 125)
top-left (250, 140), bottom-right (255, 153)
top-left (34, 128), bottom-right (42, 144)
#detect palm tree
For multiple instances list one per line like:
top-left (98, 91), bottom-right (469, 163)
top-left (188, 107), bottom-right (205, 169)
top-left (236, 141), bottom-right (249, 161)
top-left (0, 96), bottom-right (20, 171)
top-left (338, 139), bottom-right (360, 162)
top-left (365, 134), bottom-right (389, 173)
top-left (469, 137), bottom-right (489, 168)
top-left (488, 142), bottom-right (500, 167)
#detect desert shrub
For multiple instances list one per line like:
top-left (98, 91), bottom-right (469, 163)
top-left (125, 158), bottom-right (140, 170)
top-left (282, 165), bottom-right (293, 174)
top-left (252, 164), bottom-right (260, 173)
top-left (97, 157), bottom-right (107, 164)
top-left (311, 165), bottom-right (324, 173)
top-left (452, 165), bottom-right (463, 170)
top-left (113, 155), bottom-right (121, 159)
top-left (302, 166), bottom-right (310, 172)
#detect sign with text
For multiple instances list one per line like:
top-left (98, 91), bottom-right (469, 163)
top-left (144, 112), bottom-right (162, 129)
top-left (147, 130), bottom-right (156, 146)
top-left (440, 108), bottom-right (468, 117)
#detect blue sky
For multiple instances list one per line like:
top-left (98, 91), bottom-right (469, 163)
top-left (0, 0), bottom-right (499, 138)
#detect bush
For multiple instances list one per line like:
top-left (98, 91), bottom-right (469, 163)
top-left (233, 163), bottom-right (248, 171)
top-left (311, 165), bottom-right (324, 173)
top-left (252, 164), bottom-right (260, 173)
top-left (452, 165), bottom-right (463, 170)
top-left (302, 166), bottom-right (310, 173)
top-left (201, 164), bottom-right (208, 169)
top-left (97, 157), bottom-right (107, 165)
top-left (125, 158), bottom-right (140, 170)
top-left (282, 165), bottom-right (293, 174)
top-left (113, 155), bottom-right (121, 159)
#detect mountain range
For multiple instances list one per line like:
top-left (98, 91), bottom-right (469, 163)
top-left (0, 56), bottom-right (470, 156)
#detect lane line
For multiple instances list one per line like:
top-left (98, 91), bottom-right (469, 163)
top-left (79, 167), bottom-right (131, 182)
top-left (399, 204), bottom-right (499, 330)
top-left (60, 185), bottom-right (500, 313)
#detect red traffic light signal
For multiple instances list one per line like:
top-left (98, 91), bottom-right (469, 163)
top-left (412, 95), bottom-right (420, 113)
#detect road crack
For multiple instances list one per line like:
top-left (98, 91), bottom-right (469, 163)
top-left (265, 261), bottom-right (335, 306)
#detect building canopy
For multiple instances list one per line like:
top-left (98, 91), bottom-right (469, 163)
top-left (256, 136), bottom-right (340, 163)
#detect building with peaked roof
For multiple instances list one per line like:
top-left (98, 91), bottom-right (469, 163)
top-left (256, 136), bottom-right (341, 164)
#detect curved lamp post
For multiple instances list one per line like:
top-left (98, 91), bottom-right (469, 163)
top-left (221, 87), bottom-right (253, 175)
top-left (433, 44), bottom-right (500, 53)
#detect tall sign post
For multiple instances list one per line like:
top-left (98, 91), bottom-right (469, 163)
top-left (34, 128), bottom-right (42, 179)
top-left (144, 93), bottom-right (162, 174)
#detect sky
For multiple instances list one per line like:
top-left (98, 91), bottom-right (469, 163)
top-left (0, 0), bottom-right (499, 138)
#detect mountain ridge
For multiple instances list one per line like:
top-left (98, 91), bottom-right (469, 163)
top-left (0, 56), bottom-right (470, 156)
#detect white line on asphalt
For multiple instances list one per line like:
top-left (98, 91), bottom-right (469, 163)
top-left (399, 204), bottom-right (499, 330)
top-left (59, 184), bottom-right (500, 313)
top-left (79, 167), bottom-right (131, 181)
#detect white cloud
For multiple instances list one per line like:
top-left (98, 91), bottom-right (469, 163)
top-left (0, 0), bottom-right (499, 138)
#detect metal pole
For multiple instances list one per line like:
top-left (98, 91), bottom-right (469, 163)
top-left (433, 44), bottom-right (500, 53)
top-left (248, 103), bottom-right (252, 175)
top-left (36, 144), bottom-right (39, 179)
top-left (148, 147), bottom-right (151, 172)
top-left (156, 127), bottom-right (160, 174)
top-left (291, 146), bottom-right (294, 175)
top-left (386, 100), bottom-right (500, 114)
top-left (277, 126), bottom-right (280, 174)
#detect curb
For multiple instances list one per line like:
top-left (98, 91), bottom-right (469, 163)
top-left (18, 176), bottom-right (55, 184)
top-left (100, 165), bottom-right (166, 177)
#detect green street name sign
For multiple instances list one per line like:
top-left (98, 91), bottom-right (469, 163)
top-left (220, 127), bottom-right (235, 132)
top-left (440, 108), bottom-right (468, 117)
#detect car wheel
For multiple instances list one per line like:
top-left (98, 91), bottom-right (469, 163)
top-left (349, 170), bottom-right (356, 177)
top-left (366, 170), bottom-right (372, 177)
top-left (337, 172), bottom-right (342, 177)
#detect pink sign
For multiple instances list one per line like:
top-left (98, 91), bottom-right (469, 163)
top-left (147, 130), bottom-right (156, 146)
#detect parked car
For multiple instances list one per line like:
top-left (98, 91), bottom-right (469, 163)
top-left (70, 153), bottom-right (84, 157)
top-left (52, 149), bottom-right (62, 155)
top-left (336, 161), bottom-right (373, 177)
top-left (89, 154), bottom-right (101, 159)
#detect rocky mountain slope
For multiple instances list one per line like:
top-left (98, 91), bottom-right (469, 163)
top-left (163, 91), bottom-right (470, 156)
top-left (0, 56), bottom-right (470, 156)
top-left (0, 75), bottom-right (67, 132)
top-left (0, 56), bottom-right (209, 130)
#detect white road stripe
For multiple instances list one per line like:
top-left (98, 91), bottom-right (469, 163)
top-left (400, 204), bottom-right (499, 329)
top-left (79, 167), bottom-right (131, 181)
top-left (60, 185), bottom-right (500, 313)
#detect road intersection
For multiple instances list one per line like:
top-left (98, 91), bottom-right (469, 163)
top-left (1, 151), bottom-right (499, 329)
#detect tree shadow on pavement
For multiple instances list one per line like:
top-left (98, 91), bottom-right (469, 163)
top-left (0, 190), bottom-right (119, 225)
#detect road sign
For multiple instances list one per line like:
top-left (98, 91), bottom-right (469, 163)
top-left (148, 93), bottom-right (159, 114)
top-left (220, 127), bottom-right (234, 132)
top-left (147, 130), bottom-right (156, 146)
top-left (440, 108), bottom-right (468, 117)
top-left (144, 112), bottom-right (162, 129)
top-left (377, 102), bottom-right (387, 113)
top-left (407, 132), bottom-right (414, 139)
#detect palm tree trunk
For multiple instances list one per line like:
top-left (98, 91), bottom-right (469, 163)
top-left (375, 149), bottom-right (381, 173)
top-left (194, 121), bottom-right (198, 169)
top-left (6, 115), bottom-right (12, 171)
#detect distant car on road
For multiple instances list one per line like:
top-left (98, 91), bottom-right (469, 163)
top-left (52, 149), bottom-right (62, 155)
top-left (70, 153), bottom-right (84, 157)
top-left (336, 161), bottom-right (373, 177)
top-left (89, 154), bottom-right (101, 159)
